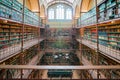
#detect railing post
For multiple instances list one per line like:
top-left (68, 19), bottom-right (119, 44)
top-left (20, 0), bottom-right (26, 65)
top-left (20, 69), bottom-right (23, 79)
top-left (20, 1), bottom-right (25, 79)
top-left (109, 69), bottom-right (112, 79)
top-left (6, 69), bottom-right (9, 79)
top-left (21, 0), bottom-right (25, 51)
top-left (80, 0), bottom-right (83, 67)
top-left (94, 0), bottom-right (100, 79)
top-left (37, 0), bottom-right (41, 64)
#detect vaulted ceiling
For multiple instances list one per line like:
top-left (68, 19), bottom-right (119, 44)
top-left (17, 0), bottom-right (103, 20)
top-left (46, 0), bottom-right (75, 3)
top-left (40, 0), bottom-right (81, 8)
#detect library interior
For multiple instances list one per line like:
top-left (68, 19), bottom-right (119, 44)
top-left (0, 0), bottom-right (120, 80)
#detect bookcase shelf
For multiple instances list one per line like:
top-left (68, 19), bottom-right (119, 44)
top-left (0, 44), bottom-right (40, 78)
top-left (82, 23), bottom-right (120, 50)
top-left (0, 22), bottom-right (45, 63)
top-left (0, 0), bottom-right (46, 77)
top-left (23, 45), bottom-right (38, 64)
top-left (0, 0), bottom-right (43, 27)
top-left (76, 10), bottom-right (120, 63)
top-left (80, 44), bottom-right (120, 79)
top-left (77, 0), bottom-right (120, 27)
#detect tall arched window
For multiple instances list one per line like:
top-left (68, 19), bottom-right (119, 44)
top-left (48, 4), bottom-right (73, 20)
top-left (56, 5), bottom-right (64, 19)
top-left (66, 8), bottom-right (72, 19)
top-left (48, 9), bottom-right (54, 19)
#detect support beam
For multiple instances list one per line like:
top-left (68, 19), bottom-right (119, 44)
top-left (21, 0), bottom-right (25, 79)
top-left (94, 0), bottom-right (99, 79)
top-left (0, 65), bottom-right (120, 70)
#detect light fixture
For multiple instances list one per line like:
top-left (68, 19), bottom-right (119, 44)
top-left (54, 55), bottom-right (58, 59)
top-left (65, 56), bottom-right (69, 59)
top-left (65, 53), bottom-right (69, 56)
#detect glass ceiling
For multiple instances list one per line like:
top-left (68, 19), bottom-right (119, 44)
top-left (46, 0), bottom-right (75, 4)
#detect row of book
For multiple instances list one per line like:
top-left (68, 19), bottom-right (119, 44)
top-left (0, 0), bottom-right (42, 26)
top-left (77, 0), bottom-right (120, 27)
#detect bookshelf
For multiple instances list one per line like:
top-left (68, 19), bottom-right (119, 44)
top-left (77, 0), bottom-right (120, 27)
top-left (0, 23), bottom-right (45, 63)
top-left (82, 24), bottom-right (120, 53)
top-left (76, 2), bottom-right (120, 79)
top-left (0, 25), bottom-right (22, 49)
top-left (98, 24), bottom-right (120, 50)
top-left (0, 0), bottom-right (42, 26)
top-left (76, 0), bottom-right (120, 62)
top-left (80, 44), bottom-right (120, 79)
top-left (0, 0), bottom-right (46, 62)
top-left (0, 44), bottom-right (40, 78)
top-left (40, 40), bottom-right (45, 50)
top-left (23, 45), bottom-right (38, 64)
top-left (79, 7), bottom-right (96, 27)
top-left (40, 28), bottom-right (45, 38)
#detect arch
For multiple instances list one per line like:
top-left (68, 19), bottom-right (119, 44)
top-left (80, 0), bottom-right (95, 12)
top-left (47, 3), bottom-right (73, 20)
top-left (40, 5), bottom-right (46, 18)
top-left (47, 1), bottom-right (73, 9)
top-left (29, 0), bottom-right (39, 11)
top-left (75, 5), bottom-right (80, 19)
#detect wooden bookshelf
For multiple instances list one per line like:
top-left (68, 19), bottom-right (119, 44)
top-left (76, 1), bottom-right (120, 76)
top-left (76, 0), bottom-right (120, 64)
top-left (99, 24), bottom-right (120, 50)
top-left (0, 0), bottom-right (42, 26)
top-left (0, 22), bottom-right (45, 63)
top-left (0, 44), bottom-right (42, 78)
top-left (77, 0), bottom-right (120, 27)
top-left (0, 0), bottom-right (46, 62)
top-left (78, 44), bottom-right (120, 79)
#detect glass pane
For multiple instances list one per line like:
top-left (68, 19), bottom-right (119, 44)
top-left (56, 5), bottom-right (64, 19)
top-left (66, 8), bottom-right (72, 19)
top-left (48, 9), bottom-right (54, 19)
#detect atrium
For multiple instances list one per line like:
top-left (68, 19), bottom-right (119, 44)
top-left (0, 0), bottom-right (120, 80)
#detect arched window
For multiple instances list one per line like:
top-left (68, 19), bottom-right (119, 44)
top-left (48, 9), bottom-right (54, 19)
top-left (48, 4), bottom-right (73, 20)
top-left (66, 8), bottom-right (72, 19)
top-left (56, 5), bottom-right (64, 19)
